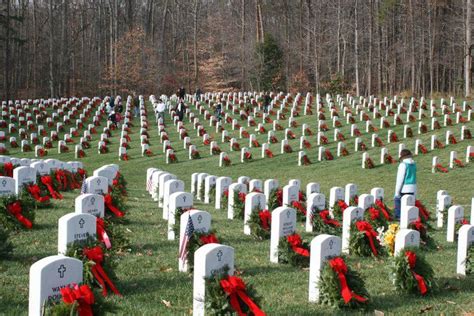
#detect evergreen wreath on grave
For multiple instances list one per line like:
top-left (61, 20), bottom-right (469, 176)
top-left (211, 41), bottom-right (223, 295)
top-left (291, 199), bottom-right (307, 221)
top-left (0, 193), bottom-right (36, 231)
top-left (332, 199), bottom-right (348, 221)
top-left (268, 188), bottom-right (282, 211)
top-left (42, 283), bottom-right (116, 316)
top-left (0, 226), bottom-right (13, 258)
top-left (318, 255), bottom-right (369, 309)
top-left (232, 191), bottom-right (246, 219)
top-left (186, 229), bottom-right (221, 271)
top-left (364, 157), bottom-right (375, 169)
top-left (99, 216), bottom-right (130, 252)
top-left (204, 265), bottom-right (265, 316)
top-left (349, 195), bottom-right (358, 207)
top-left (37, 174), bottom-right (63, 199)
top-left (377, 223), bottom-right (399, 256)
top-left (104, 186), bottom-right (127, 218)
top-left (221, 190), bottom-right (228, 209)
top-left (408, 219), bottom-right (436, 249)
top-left (113, 172), bottom-right (128, 196)
top-left (277, 233), bottom-right (310, 268)
top-left (208, 185), bottom-right (216, 203)
top-left (191, 149), bottom-right (201, 159)
top-left (21, 183), bottom-right (51, 207)
top-left (247, 206), bottom-right (271, 240)
top-left (374, 199), bottom-right (392, 221)
top-left (0, 162), bottom-right (15, 177)
top-left (172, 207), bottom-right (194, 237)
top-left (454, 219), bottom-right (470, 241)
top-left (243, 151), bottom-right (252, 161)
top-left (391, 247), bottom-right (434, 295)
top-left (349, 220), bottom-right (385, 257)
top-left (363, 206), bottom-right (389, 230)
top-left (311, 208), bottom-right (342, 235)
top-left (466, 245), bottom-right (474, 275)
top-left (66, 237), bottom-right (121, 297)
top-left (50, 170), bottom-right (74, 192)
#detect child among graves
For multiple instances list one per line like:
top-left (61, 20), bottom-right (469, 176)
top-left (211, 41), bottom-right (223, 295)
top-left (394, 149), bottom-right (417, 219)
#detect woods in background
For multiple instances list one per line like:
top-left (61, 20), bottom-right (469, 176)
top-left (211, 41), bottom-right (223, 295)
top-left (0, 0), bottom-right (472, 99)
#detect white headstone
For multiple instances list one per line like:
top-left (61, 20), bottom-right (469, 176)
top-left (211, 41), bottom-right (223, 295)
top-left (244, 192), bottom-right (266, 235)
top-left (168, 192), bottom-right (194, 240)
top-left (394, 229), bottom-right (420, 256)
top-left (75, 194), bottom-right (104, 218)
top-left (342, 207), bottom-right (364, 254)
top-left (179, 210), bottom-right (212, 272)
top-left (270, 207), bottom-right (297, 263)
top-left (457, 225), bottom-right (474, 275)
top-left (58, 213), bottom-right (97, 254)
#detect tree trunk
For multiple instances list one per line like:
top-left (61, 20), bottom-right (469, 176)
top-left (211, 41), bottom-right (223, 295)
top-left (241, 0), bottom-right (246, 90)
top-left (354, 0), bottom-right (360, 96)
top-left (48, 0), bottom-right (55, 97)
top-left (466, 0), bottom-right (472, 97)
top-left (193, 0), bottom-right (199, 87)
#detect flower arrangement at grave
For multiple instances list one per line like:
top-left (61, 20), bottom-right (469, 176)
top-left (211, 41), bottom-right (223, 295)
top-left (408, 219), bottom-right (436, 249)
top-left (268, 188), bottom-right (282, 210)
top-left (0, 162), bottom-right (14, 177)
top-left (242, 130), bottom-right (250, 138)
top-left (453, 157), bottom-right (464, 168)
top-left (348, 195), bottom-right (358, 206)
top-left (417, 143), bottom-right (428, 154)
top-left (320, 135), bottom-right (329, 145)
top-left (277, 233), bottom-right (310, 267)
top-left (77, 147), bottom-right (86, 158)
top-left (390, 132), bottom-right (399, 142)
top-left (258, 125), bottom-right (266, 134)
top-left (211, 145), bottom-right (222, 155)
top-left (80, 139), bottom-right (90, 149)
top-left (232, 142), bottom-right (240, 151)
top-left (446, 116), bottom-right (453, 125)
top-left (0, 193), bottom-right (36, 230)
top-left (291, 120), bottom-right (298, 128)
top-left (222, 155), bottom-right (231, 167)
top-left (311, 208), bottom-right (342, 235)
top-left (377, 223), bottom-right (399, 256)
top-left (341, 146), bottom-right (349, 156)
top-left (334, 131), bottom-right (345, 142)
top-left (268, 134), bottom-right (278, 143)
top-left (434, 163), bottom-right (448, 173)
top-left (391, 248), bottom-right (434, 296)
top-left (287, 130), bottom-right (296, 139)
top-left (66, 238), bottom-right (121, 297)
top-left (419, 123), bottom-right (428, 134)
top-left (248, 206), bottom-right (271, 240)
top-left (186, 229), bottom-right (221, 271)
top-left (283, 144), bottom-right (293, 153)
top-left (324, 149), bottom-right (334, 161)
top-left (168, 152), bottom-right (178, 163)
top-left (349, 220), bottom-right (385, 257)
top-left (51, 169), bottom-right (75, 191)
top-left (203, 138), bottom-right (211, 146)
top-left (119, 152), bottom-right (129, 161)
top-left (38, 175), bottom-right (63, 199)
top-left (291, 199), bottom-right (307, 220)
top-left (0, 226), bottom-right (13, 259)
top-left (304, 126), bottom-right (313, 135)
top-left (59, 142), bottom-right (70, 152)
top-left (243, 151), bottom-right (252, 162)
top-left (395, 116), bottom-right (403, 125)
top-left (318, 256), bottom-right (369, 309)
top-left (382, 120), bottom-right (390, 128)
top-left (383, 152), bottom-right (395, 164)
top-left (199, 128), bottom-right (207, 137)
top-left (142, 148), bottom-right (153, 157)
top-left (319, 113), bottom-right (327, 120)
top-left (275, 122), bottom-right (284, 130)
top-left (204, 265), bottom-right (265, 316)
top-left (332, 200), bottom-right (348, 221)
top-left (334, 119), bottom-right (342, 128)
top-left (364, 206), bottom-right (389, 230)
top-left (22, 142), bottom-right (31, 152)
top-left (408, 114), bottom-right (417, 122)
top-left (406, 127), bottom-right (413, 138)
top-left (190, 148), bottom-right (201, 159)
top-left (368, 124), bottom-right (378, 133)
top-left (433, 138), bottom-right (444, 149)
top-left (10, 138), bottom-right (18, 148)
top-left (265, 116), bottom-right (273, 123)
top-left (359, 142), bottom-right (367, 151)
top-left (232, 191), bottom-right (246, 219)
top-left (302, 139), bottom-right (311, 149)
top-left (320, 123), bottom-right (329, 132)
top-left (42, 283), bottom-right (115, 316)
top-left (414, 200), bottom-right (430, 222)
top-left (299, 153), bottom-right (311, 166)
top-left (463, 128), bottom-right (472, 139)
top-left (262, 148), bottom-right (273, 158)
top-left (364, 156), bottom-right (375, 169)
top-left (448, 134), bottom-right (457, 144)
top-left (251, 139), bottom-right (260, 148)
top-left (31, 136), bottom-right (39, 145)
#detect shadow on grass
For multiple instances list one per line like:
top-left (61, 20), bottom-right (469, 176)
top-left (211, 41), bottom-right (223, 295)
top-left (243, 264), bottom-right (299, 276)
top-left (119, 274), bottom-right (191, 296)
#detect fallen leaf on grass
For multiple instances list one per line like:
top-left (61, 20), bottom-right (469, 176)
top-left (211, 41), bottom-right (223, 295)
top-left (159, 267), bottom-right (173, 272)
top-left (126, 228), bottom-right (133, 233)
top-left (419, 306), bottom-right (433, 313)
top-left (161, 300), bottom-right (172, 308)
top-left (446, 301), bottom-right (456, 305)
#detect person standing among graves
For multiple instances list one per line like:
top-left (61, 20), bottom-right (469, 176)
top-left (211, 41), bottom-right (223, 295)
top-left (156, 98), bottom-right (166, 123)
top-left (175, 99), bottom-right (185, 121)
top-left (393, 149), bottom-right (417, 219)
top-left (195, 87), bottom-right (202, 101)
top-left (178, 86), bottom-right (186, 101)
top-left (263, 92), bottom-right (271, 113)
top-left (215, 101), bottom-right (222, 121)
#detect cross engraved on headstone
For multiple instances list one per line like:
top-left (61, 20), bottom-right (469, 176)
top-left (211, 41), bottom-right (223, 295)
top-left (329, 239), bottom-right (334, 250)
top-left (90, 197), bottom-right (95, 204)
top-left (197, 215), bottom-right (202, 224)
top-left (183, 196), bottom-right (187, 202)
top-left (216, 250), bottom-right (223, 262)
top-left (58, 264), bottom-right (66, 278)
top-left (287, 210), bottom-right (291, 218)
top-left (410, 234), bottom-right (414, 242)
top-left (355, 209), bottom-right (359, 216)
top-left (97, 179), bottom-right (101, 185)
top-left (78, 218), bottom-right (85, 229)
top-left (1, 180), bottom-right (5, 186)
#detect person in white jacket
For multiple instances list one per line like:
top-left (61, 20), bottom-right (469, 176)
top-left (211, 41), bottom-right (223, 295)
top-left (394, 149), bottom-right (417, 219)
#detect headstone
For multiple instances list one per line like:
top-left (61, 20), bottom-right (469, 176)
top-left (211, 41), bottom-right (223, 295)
top-left (329, 186), bottom-right (344, 211)
top-left (29, 256), bottom-right (83, 316)
top-left (342, 207), bottom-right (364, 254)
top-left (447, 205), bottom-right (464, 242)
top-left (13, 166), bottom-right (36, 194)
top-left (282, 184), bottom-right (299, 206)
top-left (344, 183), bottom-right (357, 204)
top-left (457, 225), bottom-right (474, 275)
top-left (58, 213), bottom-right (97, 254)
top-left (204, 176), bottom-right (217, 204)
top-left (227, 183), bottom-right (246, 220)
top-left (168, 192), bottom-right (194, 240)
top-left (244, 192), bottom-right (266, 235)
top-left (85, 176), bottom-right (108, 195)
top-left (306, 193), bottom-right (326, 232)
top-left (437, 194), bottom-right (452, 228)
top-left (163, 179), bottom-right (185, 220)
top-left (215, 176), bottom-right (232, 209)
top-left (358, 194), bottom-right (374, 211)
top-left (270, 207), bottom-right (297, 263)
top-left (159, 173), bottom-right (177, 207)
top-left (400, 206), bottom-right (419, 229)
top-left (0, 176), bottom-right (16, 196)
top-left (196, 173), bottom-right (209, 201)
top-left (394, 229), bottom-right (420, 256)
top-left (308, 235), bottom-right (342, 302)
top-left (179, 210), bottom-right (212, 272)
top-left (75, 194), bottom-right (104, 218)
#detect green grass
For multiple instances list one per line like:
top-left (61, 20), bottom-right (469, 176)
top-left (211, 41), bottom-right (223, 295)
top-left (0, 98), bottom-right (473, 315)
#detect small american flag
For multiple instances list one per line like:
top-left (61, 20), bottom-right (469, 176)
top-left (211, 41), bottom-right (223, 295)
top-left (179, 214), bottom-right (194, 261)
top-left (80, 175), bottom-right (87, 194)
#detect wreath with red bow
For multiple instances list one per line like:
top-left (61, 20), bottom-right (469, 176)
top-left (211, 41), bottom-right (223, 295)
top-left (0, 226), bottom-right (13, 258)
top-left (277, 233), bottom-right (310, 268)
top-left (391, 248), bottom-right (434, 295)
top-left (205, 265), bottom-right (265, 315)
top-left (349, 220), bottom-right (385, 257)
top-left (247, 207), bottom-right (271, 240)
top-left (186, 229), bottom-right (221, 271)
top-left (0, 194), bottom-right (36, 231)
top-left (267, 188), bottom-right (282, 211)
top-left (311, 208), bottom-right (342, 235)
top-left (232, 191), bottom-right (246, 219)
top-left (318, 256), bottom-right (369, 309)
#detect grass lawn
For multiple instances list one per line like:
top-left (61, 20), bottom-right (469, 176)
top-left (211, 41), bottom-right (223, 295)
top-left (0, 96), bottom-right (473, 315)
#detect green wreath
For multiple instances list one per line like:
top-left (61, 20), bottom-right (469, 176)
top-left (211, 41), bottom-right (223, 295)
top-left (0, 194), bottom-right (36, 231)
top-left (247, 207), bottom-right (271, 240)
top-left (348, 221), bottom-right (385, 257)
top-left (277, 234), bottom-right (310, 268)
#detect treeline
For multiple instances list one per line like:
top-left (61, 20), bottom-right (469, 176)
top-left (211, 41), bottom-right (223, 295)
top-left (0, 0), bottom-right (471, 99)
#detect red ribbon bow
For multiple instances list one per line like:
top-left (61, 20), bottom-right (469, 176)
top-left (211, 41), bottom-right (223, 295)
top-left (27, 184), bottom-right (50, 203)
top-left (291, 201), bottom-right (306, 216)
top-left (60, 284), bottom-right (95, 316)
top-left (7, 201), bottom-right (32, 229)
top-left (319, 210), bottom-right (341, 227)
top-left (375, 199), bottom-right (391, 220)
top-left (238, 192), bottom-right (246, 203)
top-left (258, 210), bottom-right (271, 230)
top-left (96, 218), bottom-right (112, 249)
top-left (104, 194), bottom-right (124, 217)
top-left (219, 276), bottom-right (266, 316)
top-left (338, 200), bottom-right (348, 211)
top-left (411, 219), bottom-right (426, 235)
top-left (405, 251), bottom-right (428, 295)
top-left (55, 170), bottom-right (68, 191)
top-left (355, 221), bottom-right (378, 256)
top-left (199, 233), bottom-right (219, 244)
top-left (3, 162), bottom-right (13, 177)
top-left (368, 207), bottom-right (381, 220)
top-left (40, 176), bottom-right (63, 199)
top-left (329, 257), bottom-right (368, 304)
top-left (415, 200), bottom-right (429, 221)
top-left (286, 234), bottom-right (310, 257)
top-left (83, 246), bottom-right (122, 296)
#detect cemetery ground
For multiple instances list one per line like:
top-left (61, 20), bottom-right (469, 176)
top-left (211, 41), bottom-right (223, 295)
top-left (1, 98), bottom-right (474, 315)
